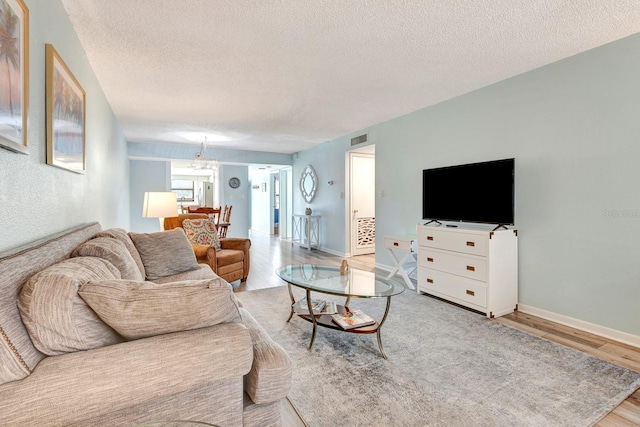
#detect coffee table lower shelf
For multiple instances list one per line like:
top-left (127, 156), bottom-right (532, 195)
top-left (286, 287), bottom-right (392, 359)
top-left (295, 305), bottom-right (379, 334)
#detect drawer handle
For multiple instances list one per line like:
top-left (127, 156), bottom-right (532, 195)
top-left (393, 242), bottom-right (399, 246)
top-left (466, 265), bottom-right (475, 272)
top-left (466, 289), bottom-right (475, 296)
top-left (427, 278), bottom-right (434, 284)
top-left (427, 257), bottom-right (434, 262)
top-left (427, 236), bottom-right (434, 241)
top-left (466, 241), bottom-right (475, 247)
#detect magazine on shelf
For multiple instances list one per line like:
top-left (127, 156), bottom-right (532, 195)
top-left (331, 309), bottom-right (376, 330)
top-left (293, 297), bottom-right (326, 315)
top-left (322, 301), bottom-right (338, 315)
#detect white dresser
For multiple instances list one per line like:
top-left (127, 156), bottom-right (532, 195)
top-left (416, 224), bottom-right (518, 318)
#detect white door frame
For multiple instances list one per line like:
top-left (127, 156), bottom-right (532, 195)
top-left (278, 167), bottom-right (293, 239)
top-left (345, 145), bottom-right (376, 257)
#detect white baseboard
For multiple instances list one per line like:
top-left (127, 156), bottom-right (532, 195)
top-left (518, 304), bottom-right (640, 348)
top-left (318, 247), bottom-right (346, 257)
top-left (375, 263), bottom-right (392, 272)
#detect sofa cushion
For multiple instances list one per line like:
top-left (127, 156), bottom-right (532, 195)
top-left (94, 228), bottom-right (146, 278)
top-left (182, 218), bottom-right (222, 250)
top-left (72, 237), bottom-right (143, 280)
top-left (17, 257), bottom-right (124, 356)
top-left (129, 228), bottom-right (200, 280)
top-left (79, 278), bottom-right (242, 340)
top-left (151, 264), bottom-right (217, 284)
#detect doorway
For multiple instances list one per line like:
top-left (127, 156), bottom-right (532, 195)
top-left (272, 173), bottom-right (280, 235)
top-left (247, 165), bottom-right (292, 237)
top-left (347, 146), bottom-right (375, 256)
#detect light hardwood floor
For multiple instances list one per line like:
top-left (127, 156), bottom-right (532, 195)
top-left (238, 230), bottom-right (640, 426)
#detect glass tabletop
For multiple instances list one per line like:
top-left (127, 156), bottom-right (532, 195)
top-left (276, 264), bottom-right (405, 298)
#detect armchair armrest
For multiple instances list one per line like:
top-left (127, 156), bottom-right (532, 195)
top-left (220, 238), bottom-right (251, 251)
top-left (192, 243), bottom-right (215, 261)
top-left (190, 243), bottom-right (218, 273)
top-left (220, 238), bottom-right (251, 279)
top-left (191, 239), bottom-right (252, 282)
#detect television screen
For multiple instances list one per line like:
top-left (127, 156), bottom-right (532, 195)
top-left (422, 158), bottom-right (515, 225)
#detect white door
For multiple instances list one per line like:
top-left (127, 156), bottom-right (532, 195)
top-left (350, 153), bottom-right (375, 255)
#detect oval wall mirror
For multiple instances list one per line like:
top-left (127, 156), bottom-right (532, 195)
top-left (299, 165), bottom-right (318, 203)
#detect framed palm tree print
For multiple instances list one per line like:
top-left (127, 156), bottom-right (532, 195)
top-left (46, 44), bottom-right (85, 173)
top-left (0, 0), bottom-right (29, 154)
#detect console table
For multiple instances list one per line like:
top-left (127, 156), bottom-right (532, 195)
top-left (292, 214), bottom-right (320, 251)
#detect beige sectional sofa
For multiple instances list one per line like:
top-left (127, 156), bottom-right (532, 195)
top-left (0, 222), bottom-right (291, 426)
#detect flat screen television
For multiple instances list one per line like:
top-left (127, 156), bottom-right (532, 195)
top-left (422, 158), bottom-right (515, 226)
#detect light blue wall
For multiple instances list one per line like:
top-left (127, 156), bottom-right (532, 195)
top-left (293, 142), bottom-right (351, 254)
top-left (0, 0), bottom-right (129, 252)
top-left (220, 165), bottom-right (249, 238)
top-left (293, 33), bottom-right (640, 337)
top-left (129, 160), bottom-right (171, 232)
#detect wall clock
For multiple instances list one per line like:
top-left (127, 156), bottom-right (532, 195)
top-left (229, 177), bottom-right (241, 189)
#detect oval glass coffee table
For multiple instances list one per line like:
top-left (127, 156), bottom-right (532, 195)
top-left (276, 264), bottom-right (405, 359)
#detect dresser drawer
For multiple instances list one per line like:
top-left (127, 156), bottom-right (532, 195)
top-left (418, 248), bottom-right (487, 282)
top-left (418, 227), bottom-right (488, 256)
top-left (384, 237), bottom-right (413, 252)
top-left (418, 267), bottom-right (487, 308)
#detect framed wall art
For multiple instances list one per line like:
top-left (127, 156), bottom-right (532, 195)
top-left (46, 43), bottom-right (85, 173)
top-left (0, 0), bottom-right (29, 154)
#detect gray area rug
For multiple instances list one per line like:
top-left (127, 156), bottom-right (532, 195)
top-left (236, 286), bottom-right (640, 427)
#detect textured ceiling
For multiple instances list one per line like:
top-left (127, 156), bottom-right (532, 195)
top-left (60, 0), bottom-right (640, 154)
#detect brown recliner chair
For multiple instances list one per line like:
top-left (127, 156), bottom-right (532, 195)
top-left (164, 214), bottom-right (251, 283)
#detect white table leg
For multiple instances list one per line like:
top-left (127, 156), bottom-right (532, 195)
top-left (385, 248), bottom-right (417, 291)
top-left (385, 247), bottom-right (401, 279)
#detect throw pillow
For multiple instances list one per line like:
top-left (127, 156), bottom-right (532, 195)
top-left (78, 278), bottom-right (242, 340)
top-left (94, 228), bottom-right (146, 278)
top-left (129, 228), bottom-right (200, 280)
top-left (72, 237), bottom-right (143, 281)
top-left (182, 218), bottom-right (222, 250)
top-left (17, 257), bottom-right (124, 356)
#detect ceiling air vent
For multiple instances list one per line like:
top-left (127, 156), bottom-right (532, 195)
top-left (351, 133), bottom-right (368, 146)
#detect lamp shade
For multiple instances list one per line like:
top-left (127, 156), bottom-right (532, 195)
top-left (142, 192), bottom-right (178, 218)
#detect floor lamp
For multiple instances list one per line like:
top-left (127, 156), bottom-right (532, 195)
top-left (142, 192), bottom-right (178, 231)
